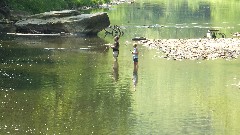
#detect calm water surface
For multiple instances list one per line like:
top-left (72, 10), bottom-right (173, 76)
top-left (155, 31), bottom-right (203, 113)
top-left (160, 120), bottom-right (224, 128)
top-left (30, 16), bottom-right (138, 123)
top-left (1, 0), bottom-right (240, 135)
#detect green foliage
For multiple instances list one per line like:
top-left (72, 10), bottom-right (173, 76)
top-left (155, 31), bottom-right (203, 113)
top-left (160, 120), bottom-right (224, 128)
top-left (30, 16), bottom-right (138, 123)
top-left (6, 0), bottom-right (111, 14)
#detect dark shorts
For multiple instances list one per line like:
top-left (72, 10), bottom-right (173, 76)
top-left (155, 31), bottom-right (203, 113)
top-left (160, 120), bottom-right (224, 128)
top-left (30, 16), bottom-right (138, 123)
top-left (133, 58), bottom-right (138, 62)
top-left (113, 51), bottom-right (119, 57)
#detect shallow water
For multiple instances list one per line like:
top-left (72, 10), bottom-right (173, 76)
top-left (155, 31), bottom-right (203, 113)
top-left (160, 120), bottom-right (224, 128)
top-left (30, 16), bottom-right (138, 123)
top-left (1, 0), bottom-right (240, 135)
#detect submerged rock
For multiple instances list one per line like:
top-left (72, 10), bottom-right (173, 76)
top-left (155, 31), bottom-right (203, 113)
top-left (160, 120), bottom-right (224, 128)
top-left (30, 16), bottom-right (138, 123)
top-left (132, 37), bottom-right (147, 41)
top-left (14, 10), bottom-right (110, 36)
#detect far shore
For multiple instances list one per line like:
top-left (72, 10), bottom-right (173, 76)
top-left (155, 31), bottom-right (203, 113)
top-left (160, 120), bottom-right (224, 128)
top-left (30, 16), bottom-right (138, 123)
top-left (137, 38), bottom-right (240, 61)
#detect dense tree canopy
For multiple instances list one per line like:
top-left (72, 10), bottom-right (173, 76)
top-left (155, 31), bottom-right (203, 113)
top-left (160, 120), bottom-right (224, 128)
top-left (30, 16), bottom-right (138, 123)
top-left (1, 0), bottom-right (111, 15)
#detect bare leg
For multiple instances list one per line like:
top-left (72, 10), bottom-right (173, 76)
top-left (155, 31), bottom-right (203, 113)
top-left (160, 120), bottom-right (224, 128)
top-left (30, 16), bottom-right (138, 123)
top-left (133, 62), bottom-right (138, 72)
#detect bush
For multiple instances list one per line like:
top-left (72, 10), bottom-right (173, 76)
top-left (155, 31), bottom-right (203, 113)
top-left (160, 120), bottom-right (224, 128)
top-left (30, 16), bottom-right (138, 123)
top-left (6, 0), bottom-right (111, 14)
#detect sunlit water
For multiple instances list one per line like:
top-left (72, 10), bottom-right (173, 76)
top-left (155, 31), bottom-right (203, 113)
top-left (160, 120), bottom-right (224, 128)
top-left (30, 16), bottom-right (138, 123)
top-left (1, 0), bottom-right (240, 135)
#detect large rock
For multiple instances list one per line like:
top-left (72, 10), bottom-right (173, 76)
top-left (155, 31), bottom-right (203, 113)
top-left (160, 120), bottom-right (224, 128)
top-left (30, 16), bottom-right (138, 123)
top-left (14, 10), bottom-right (110, 35)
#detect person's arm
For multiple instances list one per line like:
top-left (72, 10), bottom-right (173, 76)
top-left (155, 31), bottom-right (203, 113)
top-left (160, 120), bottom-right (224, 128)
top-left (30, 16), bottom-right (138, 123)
top-left (111, 42), bottom-right (118, 49)
top-left (111, 44), bottom-right (115, 49)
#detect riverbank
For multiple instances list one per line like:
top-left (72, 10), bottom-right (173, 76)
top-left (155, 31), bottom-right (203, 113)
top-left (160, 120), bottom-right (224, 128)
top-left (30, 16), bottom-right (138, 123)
top-left (138, 38), bottom-right (240, 61)
top-left (0, 0), bottom-right (134, 34)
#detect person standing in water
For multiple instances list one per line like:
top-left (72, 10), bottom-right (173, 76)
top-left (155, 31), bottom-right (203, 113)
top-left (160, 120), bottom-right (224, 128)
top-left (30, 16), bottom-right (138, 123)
top-left (131, 43), bottom-right (139, 89)
top-left (111, 36), bottom-right (120, 61)
top-left (132, 43), bottom-right (139, 71)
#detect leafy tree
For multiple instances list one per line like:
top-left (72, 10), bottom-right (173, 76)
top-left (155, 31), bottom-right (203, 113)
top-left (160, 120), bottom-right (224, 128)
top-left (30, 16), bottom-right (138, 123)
top-left (4, 0), bottom-right (111, 14)
top-left (0, 0), bottom-right (10, 18)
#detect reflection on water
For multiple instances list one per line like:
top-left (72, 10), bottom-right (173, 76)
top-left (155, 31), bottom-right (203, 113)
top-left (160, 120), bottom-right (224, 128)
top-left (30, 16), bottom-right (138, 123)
top-left (1, 0), bottom-right (240, 134)
top-left (132, 70), bottom-right (138, 88)
top-left (0, 34), bottom-right (138, 134)
top-left (112, 60), bottom-right (119, 81)
top-left (106, 0), bottom-right (240, 39)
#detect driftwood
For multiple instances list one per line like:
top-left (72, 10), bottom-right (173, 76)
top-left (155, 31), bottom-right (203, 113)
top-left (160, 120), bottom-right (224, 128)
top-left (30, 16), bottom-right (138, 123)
top-left (132, 37), bottom-right (147, 41)
top-left (6, 31), bottom-right (74, 36)
top-left (7, 33), bottom-right (61, 36)
top-left (103, 25), bottom-right (124, 38)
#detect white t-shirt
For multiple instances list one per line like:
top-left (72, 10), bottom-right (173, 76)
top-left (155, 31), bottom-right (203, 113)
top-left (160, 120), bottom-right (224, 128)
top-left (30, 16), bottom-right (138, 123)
top-left (133, 48), bottom-right (138, 58)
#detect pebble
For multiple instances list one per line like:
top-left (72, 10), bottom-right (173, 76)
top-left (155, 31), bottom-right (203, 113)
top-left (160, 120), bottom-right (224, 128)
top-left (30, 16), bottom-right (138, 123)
top-left (138, 38), bottom-right (240, 60)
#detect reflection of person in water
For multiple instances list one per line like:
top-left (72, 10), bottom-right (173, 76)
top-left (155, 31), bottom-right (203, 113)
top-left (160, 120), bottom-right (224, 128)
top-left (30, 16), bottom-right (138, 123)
top-left (132, 69), bottom-right (138, 88)
top-left (112, 60), bottom-right (119, 81)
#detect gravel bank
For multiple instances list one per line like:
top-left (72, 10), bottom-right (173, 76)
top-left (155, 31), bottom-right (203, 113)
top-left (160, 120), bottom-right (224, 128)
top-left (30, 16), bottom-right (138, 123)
top-left (138, 38), bottom-right (240, 61)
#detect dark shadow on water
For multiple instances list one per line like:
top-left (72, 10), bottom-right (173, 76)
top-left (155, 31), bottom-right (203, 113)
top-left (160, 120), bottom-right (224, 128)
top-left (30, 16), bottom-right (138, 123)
top-left (132, 69), bottom-right (138, 89)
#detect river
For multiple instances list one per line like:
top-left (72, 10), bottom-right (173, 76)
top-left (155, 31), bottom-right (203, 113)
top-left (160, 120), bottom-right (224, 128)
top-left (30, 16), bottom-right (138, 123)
top-left (1, 0), bottom-right (240, 135)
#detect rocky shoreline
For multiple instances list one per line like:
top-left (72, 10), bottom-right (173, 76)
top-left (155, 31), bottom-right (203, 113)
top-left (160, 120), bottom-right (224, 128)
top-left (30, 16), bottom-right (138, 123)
top-left (138, 38), bottom-right (240, 61)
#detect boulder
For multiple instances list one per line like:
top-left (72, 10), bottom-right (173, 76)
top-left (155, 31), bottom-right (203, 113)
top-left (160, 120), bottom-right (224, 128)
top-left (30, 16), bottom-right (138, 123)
top-left (14, 10), bottom-right (110, 35)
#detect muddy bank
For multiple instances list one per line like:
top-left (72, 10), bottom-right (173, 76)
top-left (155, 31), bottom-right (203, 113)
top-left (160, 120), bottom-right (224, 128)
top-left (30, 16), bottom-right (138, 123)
top-left (138, 38), bottom-right (240, 61)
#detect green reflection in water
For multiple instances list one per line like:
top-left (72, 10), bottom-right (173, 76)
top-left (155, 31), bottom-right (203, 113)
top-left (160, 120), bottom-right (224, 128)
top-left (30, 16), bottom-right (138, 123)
top-left (1, 0), bottom-right (240, 134)
top-left (100, 0), bottom-right (240, 39)
top-left (131, 47), bottom-right (240, 134)
top-left (0, 36), bottom-right (136, 134)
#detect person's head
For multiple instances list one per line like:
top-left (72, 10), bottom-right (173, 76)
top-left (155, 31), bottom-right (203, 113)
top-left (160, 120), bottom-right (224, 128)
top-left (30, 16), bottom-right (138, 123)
top-left (133, 43), bottom-right (137, 48)
top-left (114, 36), bottom-right (119, 41)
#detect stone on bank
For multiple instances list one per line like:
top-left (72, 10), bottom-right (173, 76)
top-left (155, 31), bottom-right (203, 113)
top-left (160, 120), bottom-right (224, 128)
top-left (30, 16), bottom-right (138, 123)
top-left (14, 10), bottom-right (110, 36)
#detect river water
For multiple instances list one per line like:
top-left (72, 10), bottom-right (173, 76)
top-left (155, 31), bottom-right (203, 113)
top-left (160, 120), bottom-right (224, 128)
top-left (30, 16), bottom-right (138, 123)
top-left (1, 0), bottom-right (240, 135)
